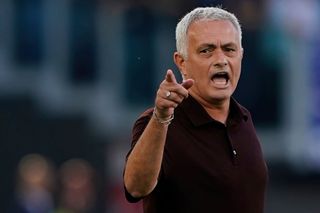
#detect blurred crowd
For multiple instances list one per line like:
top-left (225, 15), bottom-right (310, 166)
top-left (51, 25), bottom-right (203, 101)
top-left (11, 154), bottom-right (97, 213)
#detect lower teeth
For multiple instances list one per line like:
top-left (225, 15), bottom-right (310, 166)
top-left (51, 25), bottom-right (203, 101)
top-left (213, 78), bottom-right (227, 85)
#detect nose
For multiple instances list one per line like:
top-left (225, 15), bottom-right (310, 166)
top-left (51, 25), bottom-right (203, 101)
top-left (213, 50), bottom-right (228, 68)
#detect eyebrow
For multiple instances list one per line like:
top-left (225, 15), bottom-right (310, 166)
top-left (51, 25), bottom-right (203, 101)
top-left (197, 42), bottom-right (238, 51)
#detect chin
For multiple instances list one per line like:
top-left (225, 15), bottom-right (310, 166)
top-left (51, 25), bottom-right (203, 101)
top-left (210, 90), bottom-right (232, 101)
top-left (211, 96), bottom-right (230, 102)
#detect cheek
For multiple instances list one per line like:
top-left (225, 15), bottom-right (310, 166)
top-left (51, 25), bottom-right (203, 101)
top-left (195, 72), bottom-right (210, 86)
top-left (186, 60), bottom-right (210, 83)
top-left (232, 62), bottom-right (242, 79)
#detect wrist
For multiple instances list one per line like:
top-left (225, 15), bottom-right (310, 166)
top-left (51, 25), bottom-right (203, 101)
top-left (153, 108), bottom-right (174, 125)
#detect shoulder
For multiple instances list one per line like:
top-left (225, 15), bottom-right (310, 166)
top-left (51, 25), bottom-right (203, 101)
top-left (238, 103), bottom-right (251, 117)
top-left (131, 107), bottom-right (153, 137)
top-left (134, 108), bottom-right (153, 126)
top-left (230, 97), bottom-right (251, 121)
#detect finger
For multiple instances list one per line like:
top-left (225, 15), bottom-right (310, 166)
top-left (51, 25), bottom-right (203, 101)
top-left (181, 79), bottom-right (194, 90)
top-left (162, 78), bottom-right (193, 99)
top-left (155, 97), bottom-right (178, 110)
top-left (165, 69), bottom-right (177, 83)
top-left (159, 90), bottom-right (181, 103)
top-left (165, 86), bottom-right (189, 99)
top-left (164, 91), bottom-right (185, 104)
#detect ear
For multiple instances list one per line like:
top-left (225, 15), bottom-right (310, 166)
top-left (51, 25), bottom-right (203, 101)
top-left (174, 52), bottom-right (187, 79)
top-left (240, 47), bottom-right (244, 59)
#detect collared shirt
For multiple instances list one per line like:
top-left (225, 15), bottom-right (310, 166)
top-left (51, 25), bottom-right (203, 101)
top-left (125, 96), bottom-right (268, 213)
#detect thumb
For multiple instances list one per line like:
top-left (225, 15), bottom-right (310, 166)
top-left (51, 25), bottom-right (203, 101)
top-left (181, 79), bottom-right (194, 90)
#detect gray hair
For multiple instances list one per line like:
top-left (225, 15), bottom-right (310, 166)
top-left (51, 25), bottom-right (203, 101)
top-left (175, 7), bottom-right (242, 58)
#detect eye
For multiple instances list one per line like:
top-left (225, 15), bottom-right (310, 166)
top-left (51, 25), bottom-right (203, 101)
top-left (225, 47), bottom-right (236, 52)
top-left (200, 49), bottom-right (208, 53)
top-left (200, 47), bottom-right (213, 54)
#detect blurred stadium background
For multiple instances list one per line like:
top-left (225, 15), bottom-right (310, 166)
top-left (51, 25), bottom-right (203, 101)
top-left (0, 0), bottom-right (320, 212)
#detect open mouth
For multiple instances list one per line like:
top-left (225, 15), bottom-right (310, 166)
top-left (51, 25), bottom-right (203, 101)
top-left (211, 71), bottom-right (230, 86)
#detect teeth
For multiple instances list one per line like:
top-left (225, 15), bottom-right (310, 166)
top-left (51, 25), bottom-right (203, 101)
top-left (213, 78), bottom-right (227, 85)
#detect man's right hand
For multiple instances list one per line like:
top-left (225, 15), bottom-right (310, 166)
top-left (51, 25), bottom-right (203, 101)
top-left (154, 69), bottom-right (194, 120)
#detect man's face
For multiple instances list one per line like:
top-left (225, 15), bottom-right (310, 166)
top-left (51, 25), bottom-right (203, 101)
top-left (177, 19), bottom-right (243, 105)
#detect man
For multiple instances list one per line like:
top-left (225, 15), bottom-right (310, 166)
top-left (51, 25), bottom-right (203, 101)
top-left (123, 6), bottom-right (268, 213)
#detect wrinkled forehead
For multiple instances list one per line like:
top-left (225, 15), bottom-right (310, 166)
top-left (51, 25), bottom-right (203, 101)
top-left (187, 19), bottom-right (240, 44)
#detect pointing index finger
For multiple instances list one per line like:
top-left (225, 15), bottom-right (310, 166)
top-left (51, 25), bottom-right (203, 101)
top-left (165, 69), bottom-right (177, 83)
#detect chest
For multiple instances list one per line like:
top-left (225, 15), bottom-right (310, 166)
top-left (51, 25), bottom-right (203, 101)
top-left (162, 120), bottom-right (267, 192)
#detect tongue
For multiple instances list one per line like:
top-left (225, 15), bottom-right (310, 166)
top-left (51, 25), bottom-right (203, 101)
top-left (213, 78), bottom-right (227, 85)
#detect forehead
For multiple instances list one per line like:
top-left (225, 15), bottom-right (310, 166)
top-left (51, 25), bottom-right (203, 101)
top-left (187, 19), bottom-right (240, 45)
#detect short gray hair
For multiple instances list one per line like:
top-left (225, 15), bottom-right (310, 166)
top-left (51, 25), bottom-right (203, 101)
top-left (175, 7), bottom-right (242, 58)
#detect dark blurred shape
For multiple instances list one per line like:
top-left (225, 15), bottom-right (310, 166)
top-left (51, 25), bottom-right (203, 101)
top-left (107, 181), bottom-right (143, 213)
top-left (265, 161), bottom-right (320, 213)
top-left (55, 158), bottom-right (97, 213)
top-left (11, 153), bottom-right (56, 213)
top-left (231, 0), bottom-right (281, 127)
top-left (0, 96), bottom-right (106, 212)
top-left (311, 38), bottom-right (320, 125)
top-left (13, 0), bottom-right (44, 65)
top-left (123, 4), bottom-right (156, 105)
top-left (69, 0), bottom-right (97, 84)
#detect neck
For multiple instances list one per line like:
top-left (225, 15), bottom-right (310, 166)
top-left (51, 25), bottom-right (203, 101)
top-left (204, 103), bottom-right (229, 125)
top-left (191, 94), bottom-right (230, 125)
